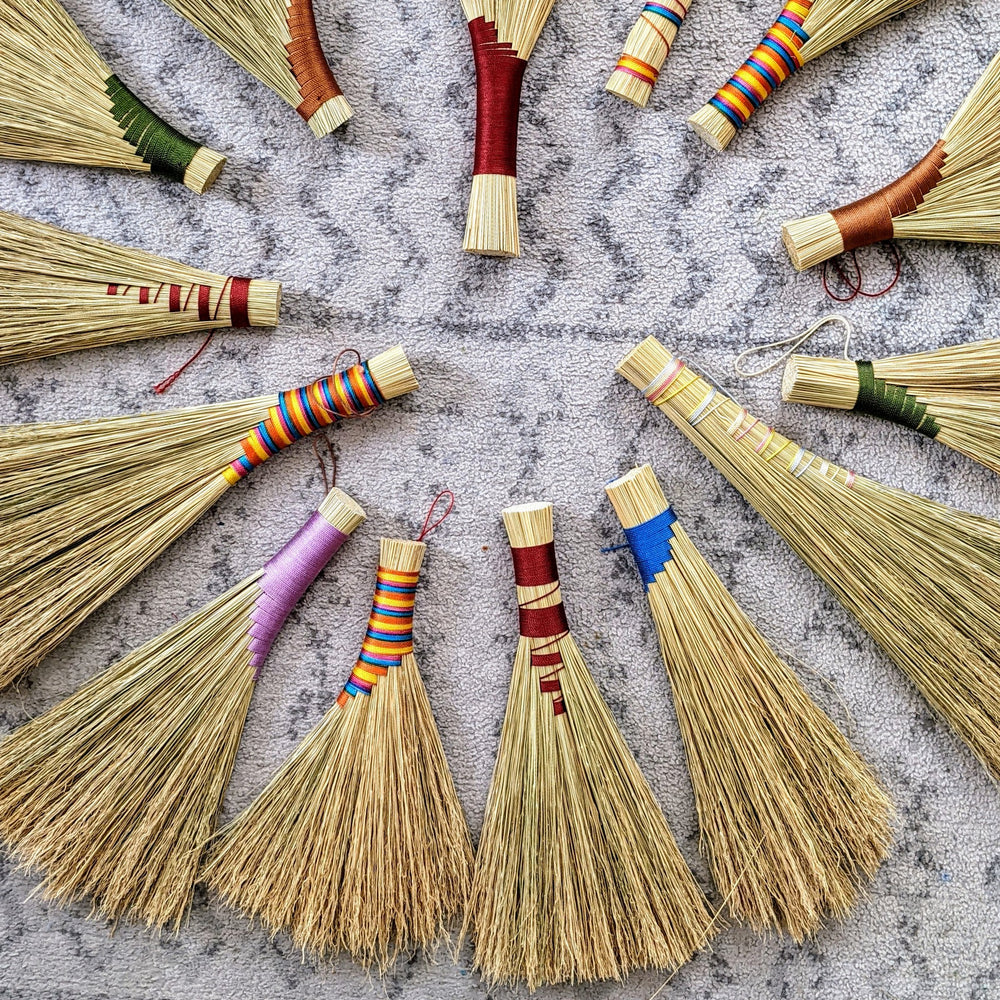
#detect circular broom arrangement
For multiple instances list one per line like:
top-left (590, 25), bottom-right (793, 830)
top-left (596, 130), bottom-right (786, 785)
top-left (0, 486), bottom-right (365, 931)
top-left (617, 336), bottom-right (1000, 783)
top-left (606, 464), bottom-right (892, 940)
top-left (0, 0), bottom-right (225, 192)
top-left (0, 209), bottom-right (281, 365)
top-left (688, 0), bottom-right (929, 151)
top-left (158, 0), bottom-right (352, 136)
top-left (782, 53), bottom-right (1000, 270)
top-left (463, 501), bottom-right (715, 989)
top-left (782, 338), bottom-right (1000, 477)
top-left (0, 345), bottom-right (417, 691)
top-left (606, 0), bottom-right (690, 108)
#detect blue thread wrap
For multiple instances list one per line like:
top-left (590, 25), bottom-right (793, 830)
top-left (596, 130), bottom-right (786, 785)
top-left (623, 507), bottom-right (678, 589)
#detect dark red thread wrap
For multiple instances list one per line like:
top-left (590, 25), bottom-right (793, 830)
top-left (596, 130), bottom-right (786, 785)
top-left (197, 284), bottom-right (211, 321)
top-left (518, 601), bottom-right (568, 638)
top-left (510, 541), bottom-right (559, 588)
top-left (229, 277), bottom-right (252, 327)
top-left (469, 17), bottom-right (525, 177)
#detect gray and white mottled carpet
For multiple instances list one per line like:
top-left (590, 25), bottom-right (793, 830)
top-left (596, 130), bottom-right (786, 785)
top-left (1, 0), bottom-right (999, 996)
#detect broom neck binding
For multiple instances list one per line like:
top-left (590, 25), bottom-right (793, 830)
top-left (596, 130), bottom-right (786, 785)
top-left (469, 17), bottom-right (526, 178)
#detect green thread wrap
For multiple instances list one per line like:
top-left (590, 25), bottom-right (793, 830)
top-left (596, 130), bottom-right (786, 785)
top-left (105, 75), bottom-right (200, 183)
top-left (854, 361), bottom-right (940, 439)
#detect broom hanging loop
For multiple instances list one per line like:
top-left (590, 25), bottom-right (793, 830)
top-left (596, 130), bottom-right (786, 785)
top-left (822, 245), bottom-right (902, 301)
top-left (734, 314), bottom-right (853, 378)
top-left (416, 490), bottom-right (455, 541)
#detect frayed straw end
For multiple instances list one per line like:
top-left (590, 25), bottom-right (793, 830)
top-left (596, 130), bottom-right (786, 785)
top-left (183, 146), bottom-right (227, 194)
top-left (463, 174), bottom-right (520, 257)
top-left (688, 104), bottom-right (735, 151)
top-left (781, 213), bottom-right (844, 271)
top-left (367, 344), bottom-right (418, 400)
top-left (246, 280), bottom-right (282, 327)
top-left (307, 95), bottom-right (353, 137)
top-left (605, 71), bottom-right (653, 108)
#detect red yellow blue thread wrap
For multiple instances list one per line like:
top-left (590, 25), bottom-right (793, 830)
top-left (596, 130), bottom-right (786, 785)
top-left (337, 566), bottom-right (419, 705)
top-left (223, 361), bottom-right (385, 485)
top-left (708, 0), bottom-right (812, 130)
top-left (612, 0), bottom-right (690, 86)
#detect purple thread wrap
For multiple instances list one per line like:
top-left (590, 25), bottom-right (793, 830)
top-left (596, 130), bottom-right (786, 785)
top-left (248, 511), bottom-right (349, 678)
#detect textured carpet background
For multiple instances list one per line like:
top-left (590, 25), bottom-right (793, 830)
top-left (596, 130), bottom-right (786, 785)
top-left (1, 0), bottom-right (999, 996)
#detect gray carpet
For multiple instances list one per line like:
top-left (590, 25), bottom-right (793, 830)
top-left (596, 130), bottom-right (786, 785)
top-left (2, 0), bottom-right (1000, 996)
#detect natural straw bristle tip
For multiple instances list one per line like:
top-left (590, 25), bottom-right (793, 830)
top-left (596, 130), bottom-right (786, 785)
top-left (366, 345), bottom-right (418, 400)
top-left (781, 214), bottom-right (844, 271)
top-left (247, 280), bottom-right (282, 327)
top-left (463, 174), bottom-right (520, 258)
top-left (688, 105), bottom-right (735, 151)
top-left (183, 146), bottom-right (227, 194)
top-left (319, 488), bottom-right (366, 534)
top-left (308, 95), bottom-right (353, 137)
top-left (605, 73), bottom-right (653, 108)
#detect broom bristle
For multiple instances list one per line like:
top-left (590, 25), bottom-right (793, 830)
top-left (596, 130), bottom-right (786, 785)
top-left (606, 464), bottom-right (892, 939)
top-left (160, 0), bottom-right (352, 136)
top-left (782, 343), bottom-right (1000, 477)
top-left (782, 52), bottom-right (1000, 269)
top-left (464, 501), bottom-right (715, 989)
top-left (0, 209), bottom-right (280, 364)
top-left (203, 537), bottom-right (473, 968)
top-left (0, 486), bottom-right (363, 931)
top-left (605, 0), bottom-right (690, 108)
top-left (0, 0), bottom-right (224, 192)
top-left (0, 345), bottom-right (416, 690)
top-left (618, 336), bottom-right (1000, 781)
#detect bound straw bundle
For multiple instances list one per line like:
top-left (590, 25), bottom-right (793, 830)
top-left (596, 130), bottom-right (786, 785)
top-left (688, 0), bottom-right (928, 151)
top-left (159, 0), bottom-right (351, 136)
top-left (0, 346), bottom-right (416, 691)
top-left (782, 53), bottom-right (1000, 269)
top-left (0, 487), bottom-right (364, 931)
top-left (0, 210), bottom-right (281, 365)
top-left (0, 0), bottom-right (224, 192)
top-left (782, 340), bottom-right (1000, 477)
top-left (203, 533), bottom-right (473, 968)
top-left (460, 0), bottom-right (556, 257)
top-left (605, 464), bottom-right (892, 939)
top-left (606, 0), bottom-right (690, 107)
top-left (617, 336), bottom-right (1000, 781)
top-left (464, 502), bottom-right (714, 989)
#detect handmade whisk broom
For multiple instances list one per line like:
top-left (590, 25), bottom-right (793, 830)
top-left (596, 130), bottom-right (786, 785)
top-left (0, 345), bottom-right (416, 691)
top-left (157, 0), bottom-right (351, 136)
top-left (688, 0), bottom-right (929, 151)
top-left (606, 464), bottom-right (892, 939)
top-left (0, 486), bottom-right (365, 930)
top-left (782, 338), bottom-right (1000, 477)
top-left (464, 501), bottom-right (714, 989)
top-left (782, 53), bottom-right (1000, 270)
top-left (0, 0), bottom-right (225, 192)
top-left (618, 336), bottom-right (1000, 782)
top-left (0, 210), bottom-right (281, 365)
top-left (606, 0), bottom-right (690, 108)
top-left (460, 0), bottom-right (557, 257)
top-left (203, 500), bottom-right (473, 969)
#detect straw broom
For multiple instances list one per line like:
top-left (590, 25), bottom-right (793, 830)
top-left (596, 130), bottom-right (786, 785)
top-left (0, 209), bottom-right (281, 366)
top-left (617, 336), bottom-right (1000, 782)
top-left (0, 0), bottom-right (225, 192)
top-left (461, 0), bottom-right (556, 257)
top-left (605, 464), bottom-right (892, 940)
top-left (202, 530), bottom-right (473, 969)
top-left (782, 339), bottom-right (1000, 477)
top-left (606, 0), bottom-right (690, 108)
top-left (0, 487), bottom-right (365, 931)
top-left (158, 0), bottom-right (351, 136)
top-left (782, 53), bottom-right (1000, 270)
top-left (464, 502), bottom-right (714, 989)
top-left (0, 345), bottom-right (416, 691)
top-left (688, 0), bottom-right (928, 151)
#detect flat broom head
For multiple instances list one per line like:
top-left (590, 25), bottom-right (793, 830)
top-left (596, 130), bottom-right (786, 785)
top-left (202, 536), bottom-right (473, 968)
top-left (783, 339), bottom-right (1000, 477)
top-left (606, 464), bottom-right (892, 939)
top-left (159, 0), bottom-right (351, 137)
top-left (0, 0), bottom-right (225, 192)
top-left (463, 501), bottom-right (715, 989)
top-left (0, 486), bottom-right (365, 931)
top-left (606, 0), bottom-right (691, 108)
top-left (461, 0), bottom-right (557, 257)
top-left (782, 52), bottom-right (1000, 269)
top-left (688, 0), bottom-right (928, 151)
top-left (0, 345), bottom-right (416, 690)
top-left (618, 336), bottom-right (1000, 783)
top-left (0, 209), bottom-right (281, 365)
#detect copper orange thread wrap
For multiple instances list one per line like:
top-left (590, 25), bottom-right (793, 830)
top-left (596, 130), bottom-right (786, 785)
top-left (336, 565), bottom-right (419, 706)
top-left (285, 0), bottom-right (343, 121)
top-left (511, 541), bottom-right (568, 716)
top-left (223, 361), bottom-right (386, 484)
top-left (708, 0), bottom-right (812, 130)
top-left (831, 140), bottom-right (947, 252)
top-left (104, 276), bottom-right (252, 326)
top-left (469, 17), bottom-right (526, 177)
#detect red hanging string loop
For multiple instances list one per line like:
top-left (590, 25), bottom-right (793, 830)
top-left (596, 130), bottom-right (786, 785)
top-left (312, 435), bottom-right (337, 492)
top-left (152, 331), bottom-right (216, 394)
top-left (822, 244), bottom-right (902, 302)
top-left (416, 490), bottom-right (455, 541)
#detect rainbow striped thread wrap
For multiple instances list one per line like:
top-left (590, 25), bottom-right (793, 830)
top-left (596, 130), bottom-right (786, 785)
top-left (612, 0), bottom-right (690, 89)
top-left (224, 361), bottom-right (386, 484)
top-left (708, 0), bottom-right (812, 130)
top-left (623, 507), bottom-right (678, 589)
top-left (337, 565), bottom-right (419, 705)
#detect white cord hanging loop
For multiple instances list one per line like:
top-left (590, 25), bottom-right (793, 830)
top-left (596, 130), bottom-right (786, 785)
top-left (734, 315), bottom-right (854, 378)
